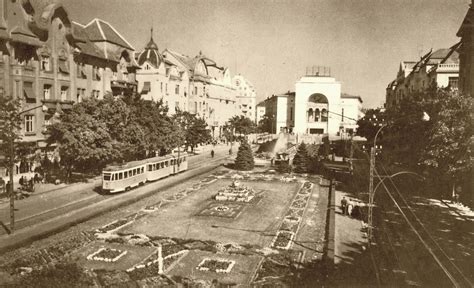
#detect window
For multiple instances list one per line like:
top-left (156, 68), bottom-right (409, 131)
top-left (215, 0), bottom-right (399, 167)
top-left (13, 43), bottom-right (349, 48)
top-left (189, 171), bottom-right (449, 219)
top-left (175, 84), bottom-right (179, 95)
top-left (25, 115), bottom-right (34, 133)
top-left (61, 86), bottom-right (68, 101)
top-left (103, 173), bottom-right (111, 181)
top-left (124, 171), bottom-right (128, 178)
top-left (92, 90), bottom-right (99, 98)
top-left (43, 84), bottom-right (51, 100)
top-left (175, 101), bottom-right (180, 111)
top-left (160, 82), bottom-right (163, 92)
top-left (118, 172), bottom-right (123, 180)
top-left (77, 63), bottom-right (86, 79)
top-left (77, 88), bottom-right (82, 103)
top-left (290, 107), bottom-right (293, 121)
top-left (13, 81), bottom-right (19, 98)
top-left (41, 56), bottom-right (50, 71)
top-left (58, 58), bottom-right (69, 74)
top-left (194, 101), bottom-right (198, 113)
top-left (448, 77), bottom-right (458, 89)
top-left (141, 167), bottom-right (144, 173)
top-left (194, 86), bottom-right (197, 95)
top-left (165, 83), bottom-right (168, 94)
top-left (93, 66), bottom-right (101, 81)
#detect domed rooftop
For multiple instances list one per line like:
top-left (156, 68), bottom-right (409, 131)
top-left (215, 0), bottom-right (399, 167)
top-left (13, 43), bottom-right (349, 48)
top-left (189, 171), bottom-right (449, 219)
top-left (137, 28), bottom-right (163, 68)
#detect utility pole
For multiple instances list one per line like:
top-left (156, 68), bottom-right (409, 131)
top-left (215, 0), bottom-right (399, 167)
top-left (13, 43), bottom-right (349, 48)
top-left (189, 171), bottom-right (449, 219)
top-left (9, 137), bottom-right (15, 233)
top-left (349, 133), bottom-right (354, 173)
top-left (368, 146), bottom-right (375, 242)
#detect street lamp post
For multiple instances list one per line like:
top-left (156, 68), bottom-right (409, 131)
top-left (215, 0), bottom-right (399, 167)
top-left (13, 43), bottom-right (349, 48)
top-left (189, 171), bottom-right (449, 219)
top-left (367, 112), bottom-right (430, 242)
top-left (8, 103), bottom-right (48, 234)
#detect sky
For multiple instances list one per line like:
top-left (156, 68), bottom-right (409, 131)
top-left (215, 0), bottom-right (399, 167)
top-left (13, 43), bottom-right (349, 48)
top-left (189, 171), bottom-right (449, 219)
top-left (62, 0), bottom-right (470, 108)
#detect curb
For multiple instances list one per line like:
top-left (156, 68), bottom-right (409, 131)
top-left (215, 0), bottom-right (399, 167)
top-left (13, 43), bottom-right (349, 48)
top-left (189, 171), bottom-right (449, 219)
top-left (0, 160), bottom-right (226, 254)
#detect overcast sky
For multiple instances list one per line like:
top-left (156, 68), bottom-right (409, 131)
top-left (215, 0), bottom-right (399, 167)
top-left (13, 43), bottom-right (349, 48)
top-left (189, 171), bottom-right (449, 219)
top-left (63, 0), bottom-right (469, 108)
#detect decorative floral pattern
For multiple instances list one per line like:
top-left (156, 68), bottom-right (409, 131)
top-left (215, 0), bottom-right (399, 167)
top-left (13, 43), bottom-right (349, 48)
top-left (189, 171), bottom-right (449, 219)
top-left (196, 258), bottom-right (236, 273)
top-left (87, 248), bottom-right (127, 262)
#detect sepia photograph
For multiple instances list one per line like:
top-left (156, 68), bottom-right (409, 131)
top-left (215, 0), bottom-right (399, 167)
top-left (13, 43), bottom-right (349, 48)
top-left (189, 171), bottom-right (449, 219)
top-left (0, 0), bottom-right (472, 287)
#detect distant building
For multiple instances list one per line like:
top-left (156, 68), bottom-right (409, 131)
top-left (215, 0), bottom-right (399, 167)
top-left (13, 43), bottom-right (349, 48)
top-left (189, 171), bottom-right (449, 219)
top-left (386, 47), bottom-right (460, 109)
top-left (263, 67), bottom-right (363, 136)
top-left (457, 2), bottom-right (474, 96)
top-left (135, 29), bottom-right (188, 114)
top-left (233, 75), bottom-right (256, 121)
top-left (255, 101), bottom-right (266, 124)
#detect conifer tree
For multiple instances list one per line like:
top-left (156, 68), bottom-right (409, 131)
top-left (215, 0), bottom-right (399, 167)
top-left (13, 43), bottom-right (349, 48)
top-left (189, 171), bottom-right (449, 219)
top-left (234, 140), bottom-right (254, 171)
top-left (293, 142), bottom-right (309, 173)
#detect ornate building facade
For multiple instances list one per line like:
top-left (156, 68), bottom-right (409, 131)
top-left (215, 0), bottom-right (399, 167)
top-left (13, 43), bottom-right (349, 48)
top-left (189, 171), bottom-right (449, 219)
top-left (386, 47), bottom-right (460, 109)
top-left (0, 0), bottom-right (137, 179)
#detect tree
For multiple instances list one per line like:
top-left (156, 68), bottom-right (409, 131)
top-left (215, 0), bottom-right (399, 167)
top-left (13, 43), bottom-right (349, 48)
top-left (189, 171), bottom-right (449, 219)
top-left (0, 95), bottom-right (22, 181)
top-left (174, 111), bottom-right (211, 152)
top-left (293, 142), bottom-right (309, 173)
top-left (47, 98), bottom-right (120, 180)
top-left (258, 114), bottom-right (275, 133)
top-left (234, 140), bottom-right (254, 171)
top-left (17, 262), bottom-right (93, 288)
top-left (228, 115), bottom-right (256, 136)
top-left (355, 108), bottom-right (386, 144)
top-left (384, 87), bottom-right (473, 199)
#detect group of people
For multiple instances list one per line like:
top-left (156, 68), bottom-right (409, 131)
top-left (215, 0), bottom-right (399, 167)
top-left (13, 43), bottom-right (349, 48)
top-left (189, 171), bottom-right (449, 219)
top-left (340, 196), bottom-right (362, 219)
top-left (19, 174), bottom-right (42, 192)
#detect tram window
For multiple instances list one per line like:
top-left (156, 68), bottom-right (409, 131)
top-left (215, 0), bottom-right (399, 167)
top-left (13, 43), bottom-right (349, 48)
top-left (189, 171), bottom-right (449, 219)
top-left (148, 164), bottom-right (153, 171)
top-left (160, 162), bottom-right (164, 168)
top-left (124, 171), bottom-right (128, 179)
top-left (111, 174), bottom-right (115, 181)
top-left (103, 173), bottom-right (111, 181)
top-left (133, 169), bottom-right (136, 176)
top-left (128, 170), bottom-right (132, 177)
top-left (118, 172), bottom-right (123, 180)
top-left (141, 167), bottom-right (144, 173)
top-left (165, 161), bottom-right (169, 167)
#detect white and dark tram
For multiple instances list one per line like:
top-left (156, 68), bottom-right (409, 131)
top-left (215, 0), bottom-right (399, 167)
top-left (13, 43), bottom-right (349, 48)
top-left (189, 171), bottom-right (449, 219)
top-left (102, 152), bottom-right (188, 193)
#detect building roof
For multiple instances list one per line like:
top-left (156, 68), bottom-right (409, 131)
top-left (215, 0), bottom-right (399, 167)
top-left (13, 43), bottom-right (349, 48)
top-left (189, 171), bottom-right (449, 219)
top-left (137, 28), bottom-right (163, 68)
top-left (341, 93), bottom-right (363, 103)
top-left (84, 18), bottom-right (134, 50)
top-left (457, 5), bottom-right (474, 37)
top-left (72, 22), bottom-right (106, 59)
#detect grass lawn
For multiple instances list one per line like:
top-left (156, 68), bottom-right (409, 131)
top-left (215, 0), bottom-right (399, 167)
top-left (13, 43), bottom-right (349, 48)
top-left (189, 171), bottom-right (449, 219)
top-left (121, 179), bottom-right (300, 247)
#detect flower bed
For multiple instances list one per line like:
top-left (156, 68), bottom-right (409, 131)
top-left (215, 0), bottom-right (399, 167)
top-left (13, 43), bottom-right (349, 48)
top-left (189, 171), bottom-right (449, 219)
top-left (87, 248), bottom-right (127, 262)
top-left (290, 199), bottom-right (306, 209)
top-left (196, 258), bottom-right (236, 273)
top-left (271, 231), bottom-right (294, 250)
top-left (279, 221), bottom-right (298, 233)
top-left (286, 208), bottom-right (304, 218)
top-left (96, 213), bottom-right (137, 233)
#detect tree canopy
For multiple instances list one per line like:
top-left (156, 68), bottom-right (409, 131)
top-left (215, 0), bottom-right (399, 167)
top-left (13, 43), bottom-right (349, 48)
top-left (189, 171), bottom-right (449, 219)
top-left (173, 110), bottom-right (211, 151)
top-left (228, 115), bottom-right (256, 136)
top-left (293, 142), bottom-right (309, 173)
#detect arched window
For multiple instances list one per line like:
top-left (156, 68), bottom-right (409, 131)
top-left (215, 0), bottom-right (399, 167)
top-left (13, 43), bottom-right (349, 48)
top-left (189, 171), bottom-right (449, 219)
top-left (307, 108), bottom-right (314, 122)
top-left (321, 109), bottom-right (328, 122)
top-left (315, 108), bottom-right (321, 122)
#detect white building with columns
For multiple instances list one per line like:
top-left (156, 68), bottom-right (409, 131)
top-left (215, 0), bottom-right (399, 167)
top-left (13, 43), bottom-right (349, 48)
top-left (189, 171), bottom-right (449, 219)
top-left (264, 67), bottom-right (363, 136)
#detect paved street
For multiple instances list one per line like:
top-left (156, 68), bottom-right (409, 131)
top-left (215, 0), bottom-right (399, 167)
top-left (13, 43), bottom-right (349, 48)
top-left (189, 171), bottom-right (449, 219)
top-left (0, 144), bottom-right (235, 241)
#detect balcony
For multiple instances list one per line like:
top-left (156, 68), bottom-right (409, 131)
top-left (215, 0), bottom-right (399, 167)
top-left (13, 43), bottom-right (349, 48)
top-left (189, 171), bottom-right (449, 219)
top-left (111, 80), bottom-right (138, 96)
top-left (436, 63), bottom-right (459, 73)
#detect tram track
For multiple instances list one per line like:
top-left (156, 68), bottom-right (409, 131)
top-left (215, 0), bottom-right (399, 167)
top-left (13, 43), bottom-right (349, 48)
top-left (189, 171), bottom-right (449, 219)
top-left (0, 153), bottom-right (229, 238)
top-left (374, 166), bottom-right (473, 288)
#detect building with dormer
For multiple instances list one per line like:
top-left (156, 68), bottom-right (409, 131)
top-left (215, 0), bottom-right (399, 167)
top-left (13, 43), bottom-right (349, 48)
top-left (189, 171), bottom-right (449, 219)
top-left (0, 0), bottom-right (138, 180)
top-left (386, 47), bottom-right (460, 109)
top-left (233, 75), bottom-right (256, 122)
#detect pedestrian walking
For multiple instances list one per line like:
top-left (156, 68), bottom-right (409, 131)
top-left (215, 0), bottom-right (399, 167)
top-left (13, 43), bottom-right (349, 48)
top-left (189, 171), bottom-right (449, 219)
top-left (341, 196), bottom-right (348, 215)
top-left (211, 150), bottom-right (215, 158)
top-left (19, 176), bottom-right (24, 187)
top-left (34, 173), bottom-right (39, 184)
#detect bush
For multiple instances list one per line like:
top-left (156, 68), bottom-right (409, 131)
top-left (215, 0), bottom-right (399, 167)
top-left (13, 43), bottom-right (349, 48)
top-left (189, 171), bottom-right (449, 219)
top-left (276, 161), bottom-right (292, 173)
top-left (234, 140), bottom-right (254, 171)
top-left (16, 263), bottom-right (93, 288)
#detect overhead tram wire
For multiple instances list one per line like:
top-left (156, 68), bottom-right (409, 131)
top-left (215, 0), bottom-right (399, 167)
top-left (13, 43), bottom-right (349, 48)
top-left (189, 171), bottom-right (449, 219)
top-left (373, 167), bottom-right (462, 288)
top-left (379, 163), bottom-right (473, 287)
